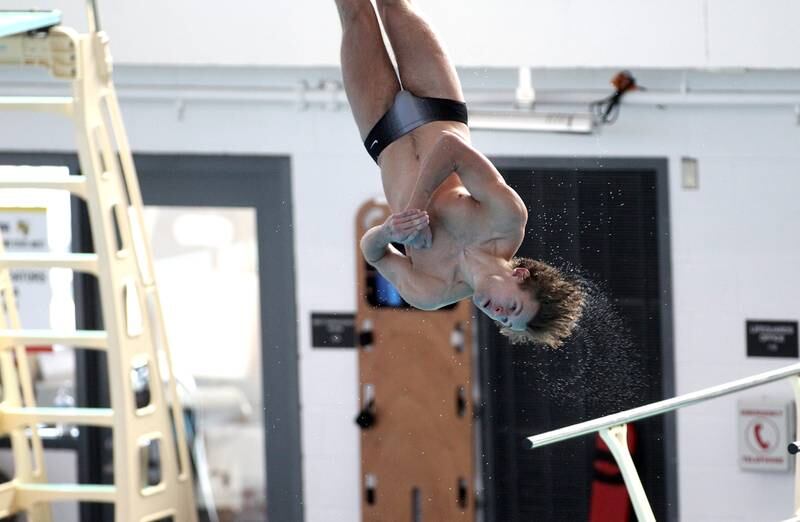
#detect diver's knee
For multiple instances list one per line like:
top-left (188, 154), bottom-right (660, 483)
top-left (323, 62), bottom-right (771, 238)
top-left (376, 0), bottom-right (411, 14)
top-left (376, 0), bottom-right (410, 7)
top-left (335, 0), bottom-right (373, 24)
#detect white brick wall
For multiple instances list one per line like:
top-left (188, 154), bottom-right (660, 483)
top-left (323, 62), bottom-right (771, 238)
top-left (13, 0), bottom-right (800, 68)
top-left (1, 66), bottom-right (799, 521)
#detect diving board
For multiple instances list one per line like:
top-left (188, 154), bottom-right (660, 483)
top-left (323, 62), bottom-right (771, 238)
top-left (0, 10), bottom-right (61, 39)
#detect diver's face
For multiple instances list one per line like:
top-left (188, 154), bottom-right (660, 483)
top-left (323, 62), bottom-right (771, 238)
top-left (473, 268), bottom-right (540, 331)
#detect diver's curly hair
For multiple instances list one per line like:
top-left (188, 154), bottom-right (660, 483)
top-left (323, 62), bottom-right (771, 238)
top-left (497, 257), bottom-right (585, 349)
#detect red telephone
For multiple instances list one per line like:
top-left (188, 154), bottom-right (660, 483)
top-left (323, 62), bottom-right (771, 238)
top-left (754, 423), bottom-right (770, 450)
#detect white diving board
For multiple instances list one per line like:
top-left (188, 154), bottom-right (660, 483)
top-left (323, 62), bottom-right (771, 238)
top-left (0, 10), bottom-right (61, 39)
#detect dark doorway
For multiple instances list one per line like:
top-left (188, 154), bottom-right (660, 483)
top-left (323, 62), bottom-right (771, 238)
top-left (0, 152), bottom-right (302, 522)
top-left (478, 158), bottom-right (675, 521)
top-left (134, 154), bottom-right (302, 522)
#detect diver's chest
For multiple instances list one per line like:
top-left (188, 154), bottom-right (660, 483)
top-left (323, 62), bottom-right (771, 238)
top-left (408, 244), bottom-right (462, 283)
top-left (431, 194), bottom-right (485, 242)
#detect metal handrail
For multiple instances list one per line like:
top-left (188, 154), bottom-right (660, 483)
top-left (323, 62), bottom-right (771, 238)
top-left (528, 362), bottom-right (800, 521)
top-left (86, 0), bottom-right (101, 33)
top-left (529, 361), bottom-right (800, 448)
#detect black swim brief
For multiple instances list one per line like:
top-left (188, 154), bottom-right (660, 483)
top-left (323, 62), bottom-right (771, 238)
top-left (363, 90), bottom-right (468, 163)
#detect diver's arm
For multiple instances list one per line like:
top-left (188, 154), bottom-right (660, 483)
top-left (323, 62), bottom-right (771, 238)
top-left (404, 132), bottom-right (462, 211)
top-left (406, 132), bottom-right (527, 229)
top-left (360, 225), bottom-right (393, 264)
top-left (363, 242), bottom-right (446, 310)
top-left (416, 132), bottom-right (528, 227)
top-left (360, 209), bottom-right (431, 262)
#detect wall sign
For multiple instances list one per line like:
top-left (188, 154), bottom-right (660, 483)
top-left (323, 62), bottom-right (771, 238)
top-left (311, 312), bottom-right (355, 349)
top-left (737, 399), bottom-right (793, 472)
top-left (0, 208), bottom-right (50, 330)
top-left (746, 320), bottom-right (798, 358)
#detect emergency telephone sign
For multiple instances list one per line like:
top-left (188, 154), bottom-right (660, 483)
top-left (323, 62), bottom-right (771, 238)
top-left (737, 399), bottom-right (792, 472)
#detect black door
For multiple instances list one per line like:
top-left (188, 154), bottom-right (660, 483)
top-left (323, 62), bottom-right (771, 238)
top-left (478, 158), bottom-right (676, 522)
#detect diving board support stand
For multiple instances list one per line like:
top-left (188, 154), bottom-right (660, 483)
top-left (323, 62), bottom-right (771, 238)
top-left (598, 425), bottom-right (655, 522)
top-left (0, 6), bottom-right (197, 521)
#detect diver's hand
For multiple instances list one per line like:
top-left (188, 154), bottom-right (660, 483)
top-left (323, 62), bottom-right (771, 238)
top-left (382, 209), bottom-right (432, 249)
top-left (405, 223), bottom-right (432, 249)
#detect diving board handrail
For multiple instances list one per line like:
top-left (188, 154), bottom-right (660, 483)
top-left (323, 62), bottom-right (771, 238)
top-left (86, 0), bottom-right (101, 33)
top-left (527, 361), bottom-right (800, 522)
top-left (529, 361), bottom-right (800, 448)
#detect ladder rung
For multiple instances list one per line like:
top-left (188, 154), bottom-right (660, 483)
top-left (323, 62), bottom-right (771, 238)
top-left (0, 97), bottom-right (73, 117)
top-left (0, 253), bottom-right (98, 274)
top-left (0, 330), bottom-right (107, 350)
top-left (15, 483), bottom-right (116, 505)
top-left (3, 407), bottom-right (113, 428)
top-left (0, 481), bottom-right (13, 516)
top-left (0, 172), bottom-right (86, 197)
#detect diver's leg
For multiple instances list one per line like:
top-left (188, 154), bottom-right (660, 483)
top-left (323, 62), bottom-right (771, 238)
top-left (335, 0), bottom-right (401, 139)
top-left (375, 0), bottom-right (464, 101)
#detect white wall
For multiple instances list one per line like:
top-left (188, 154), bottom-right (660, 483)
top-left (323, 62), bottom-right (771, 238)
top-left (14, 0), bottom-right (800, 68)
top-left (1, 66), bottom-right (800, 521)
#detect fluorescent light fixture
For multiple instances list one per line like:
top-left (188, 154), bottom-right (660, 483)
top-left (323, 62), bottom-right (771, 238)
top-left (469, 111), bottom-right (595, 134)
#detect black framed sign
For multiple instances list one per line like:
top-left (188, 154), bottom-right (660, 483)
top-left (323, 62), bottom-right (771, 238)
top-left (312, 312), bottom-right (356, 348)
top-left (746, 320), bottom-right (799, 358)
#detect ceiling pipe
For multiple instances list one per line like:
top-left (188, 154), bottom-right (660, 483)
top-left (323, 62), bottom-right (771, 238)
top-left (3, 80), bottom-right (800, 110)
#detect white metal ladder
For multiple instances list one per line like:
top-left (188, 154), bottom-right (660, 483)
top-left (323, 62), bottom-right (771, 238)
top-left (0, 7), bottom-right (197, 521)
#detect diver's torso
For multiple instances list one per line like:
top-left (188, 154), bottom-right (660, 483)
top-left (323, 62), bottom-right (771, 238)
top-left (379, 121), bottom-right (524, 305)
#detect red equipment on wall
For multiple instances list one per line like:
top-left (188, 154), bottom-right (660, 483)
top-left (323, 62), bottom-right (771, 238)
top-left (589, 424), bottom-right (638, 522)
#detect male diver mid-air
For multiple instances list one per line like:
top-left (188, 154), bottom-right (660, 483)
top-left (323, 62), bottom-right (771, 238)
top-left (336, 0), bottom-right (584, 347)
